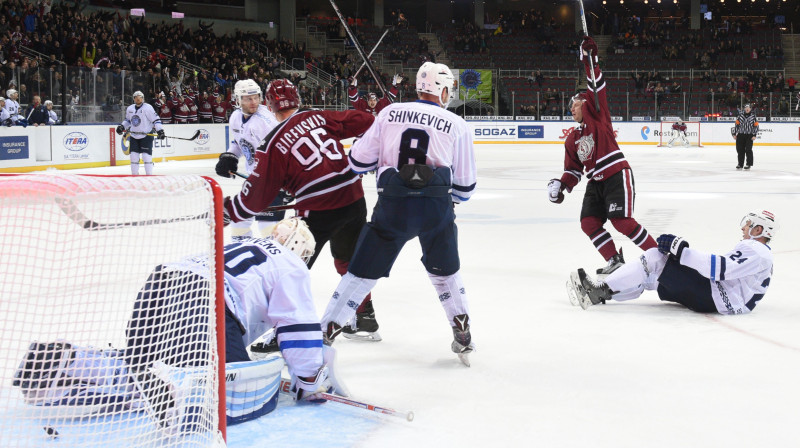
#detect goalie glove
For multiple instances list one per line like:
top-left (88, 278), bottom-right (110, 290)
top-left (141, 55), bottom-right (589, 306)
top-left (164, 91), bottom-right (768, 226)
top-left (215, 152), bottom-right (239, 178)
top-left (547, 178), bottom-right (565, 204)
top-left (657, 234), bottom-right (689, 261)
top-left (290, 365), bottom-right (332, 403)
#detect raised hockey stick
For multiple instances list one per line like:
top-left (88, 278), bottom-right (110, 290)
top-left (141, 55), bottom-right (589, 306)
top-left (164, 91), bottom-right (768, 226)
top-left (55, 197), bottom-right (209, 231)
top-left (576, 0), bottom-right (600, 112)
top-left (352, 27), bottom-right (391, 80)
top-left (130, 130), bottom-right (202, 141)
top-left (279, 379), bottom-right (414, 421)
top-left (328, 0), bottom-right (390, 100)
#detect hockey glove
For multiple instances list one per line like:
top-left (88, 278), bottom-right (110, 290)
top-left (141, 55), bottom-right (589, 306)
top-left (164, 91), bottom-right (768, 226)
top-left (156, 129), bottom-right (166, 140)
top-left (657, 234), bottom-right (689, 261)
top-left (392, 74), bottom-right (403, 86)
top-left (222, 197), bottom-right (232, 226)
top-left (348, 77), bottom-right (357, 87)
top-left (547, 178), bottom-right (565, 204)
top-left (290, 365), bottom-right (332, 403)
top-left (116, 125), bottom-right (125, 135)
top-left (580, 36), bottom-right (599, 62)
top-left (215, 152), bottom-right (239, 178)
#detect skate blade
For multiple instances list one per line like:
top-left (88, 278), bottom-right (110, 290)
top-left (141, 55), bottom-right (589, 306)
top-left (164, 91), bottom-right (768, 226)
top-left (567, 271), bottom-right (592, 310)
top-left (342, 331), bottom-right (383, 342)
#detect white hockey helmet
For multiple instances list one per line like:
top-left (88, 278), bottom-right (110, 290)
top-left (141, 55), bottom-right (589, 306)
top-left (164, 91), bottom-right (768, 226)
top-left (677, 117), bottom-right (684, 124)
top-left (233, 79), bottom-right (263, 108)
top-left (416, 62), bottom-right (455, 108)
top-left (6, 89), bottom-right (17, 99)
top-left (740, 210), bottom-right (778, 240)
top-left (44, 100), bottom-right (53, 106)
top-left (270, 217), bottom-right (316, 263)
top-left (133, 91), bottom-right (144, 99)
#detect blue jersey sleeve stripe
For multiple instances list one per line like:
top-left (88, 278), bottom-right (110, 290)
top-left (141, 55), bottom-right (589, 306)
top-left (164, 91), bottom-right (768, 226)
top-left (279, 339), bottom-right (323, 350)
top-left (452, 182), bottom-right (476, 193)
top-left (710, 255), bottom-right (716, 282)
top-left (276, 323), bottom-right (321, 334)
top-left (452, 193), bottom-right (471, 202)
top-left (348, 152), bottom-right (376, 171)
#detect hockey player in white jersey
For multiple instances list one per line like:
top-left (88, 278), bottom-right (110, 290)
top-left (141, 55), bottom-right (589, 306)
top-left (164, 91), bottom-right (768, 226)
top-left (320, 61), bottom-right (478, 366)
top-left (115, 91), bottom-right (165, 175)
top-left (215, 79), bottom-right (290, 237)
top-left (568, 210), bottom-right (776, 314)
top-left (13, 218), bottom-right (347, 431)
top-left (3, 89), bottom-right (26, 126)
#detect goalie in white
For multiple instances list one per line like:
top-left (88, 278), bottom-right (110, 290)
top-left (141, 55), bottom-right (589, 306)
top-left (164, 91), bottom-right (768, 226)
top-left (667, 118), bottom-right (690, 147)
top-left (567, 210), bottom-right (776, 315)
top-left (13, 218), bottom-right (347, 432)
top-left (215, 79), bottom-right (291, 237)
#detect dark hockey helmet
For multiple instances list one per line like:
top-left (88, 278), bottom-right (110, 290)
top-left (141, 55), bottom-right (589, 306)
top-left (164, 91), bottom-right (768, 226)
top-left (266, 79), bottom-right (300, 113)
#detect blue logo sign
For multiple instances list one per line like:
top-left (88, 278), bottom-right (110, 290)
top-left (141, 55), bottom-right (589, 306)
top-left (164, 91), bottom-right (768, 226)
top-left (195, 129), bottom-right (210, 145)
top-left (460, 69), bottom-right (482, 91)
top-left (63, 132), bottom-right (89, 151)
top-left (641, 126), bottom-right (650, 140)
top-left (518, 125), bottom-right (544, 139)
top-left (0, 136), bottom-right (28, 160)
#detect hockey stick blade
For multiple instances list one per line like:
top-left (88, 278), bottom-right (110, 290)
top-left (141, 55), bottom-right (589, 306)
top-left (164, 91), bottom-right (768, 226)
top-left (55, 197), bottom-right (210, 231)
top-left (278, 379), bottom-right (414, 421)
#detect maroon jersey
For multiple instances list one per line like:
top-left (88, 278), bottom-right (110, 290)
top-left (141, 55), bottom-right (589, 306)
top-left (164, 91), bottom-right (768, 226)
top-left (225, 109), bottom-right (374, 221)
top-left (672, 122), bottom-right (687, 133)
top-left (560, 62), bottom-right (631, 191)
top-left (185, 97), bottom-right (198, 123)
top-left (348, 85), bottom-right (398, 116)
top-left (155, 99), bottom-right (172, 124)
top-left (198, 97), bottom-right (213, 122)
top-left (170, 97), bottom-right (189, 124)
top-left (212, 98), bottom-right (231, 123)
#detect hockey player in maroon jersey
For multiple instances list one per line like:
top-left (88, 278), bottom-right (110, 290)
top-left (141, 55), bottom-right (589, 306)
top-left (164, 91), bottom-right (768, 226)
top-left (347, 74), bottom-right (400, 116)
top-left (667, 118), bottom-right (689, 147)
top-left (212, 90), bottom-right (231, 123)
top-left (184, 88), bottom-right (199, 124)
top-left (170, 91), bottom-right (189, 124)
top-left (197, 90), bottom-right (213, 123)
top-left (547, 36), bottom-right (657, 276)
top-left (154, 91), bottom-right (172, 124)
top-left (223, 79), bottom-right (383, 341)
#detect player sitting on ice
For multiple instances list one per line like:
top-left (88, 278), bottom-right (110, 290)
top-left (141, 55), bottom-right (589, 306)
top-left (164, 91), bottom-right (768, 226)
top-left (667, 118), bottom-right (690, 147)
top-left (13, 218), bottom-right (347, 433)
top-left (567, 210), bottom-right (776, 314)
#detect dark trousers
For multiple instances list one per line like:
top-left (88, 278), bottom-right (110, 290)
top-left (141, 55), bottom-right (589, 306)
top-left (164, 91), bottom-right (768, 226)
top-left (735, 134), bottom-right (754, 167)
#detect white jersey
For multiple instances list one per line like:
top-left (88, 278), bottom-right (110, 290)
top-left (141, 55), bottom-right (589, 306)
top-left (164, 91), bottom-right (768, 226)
top-left (228, 105), bottom-right (279, 175)
top-left (48, 110), bottom-right (57, 125)
top-left (174, 237), bottom-right (323, 377)
top-left (4, 98), bottom-right (21, 121)
top-left (680, 239), bottom-right (773, 315)
top-left (0, 108), bottom-right (10, 123)
top-left (121, 103), bottom-right (163, 139)
top-left (348, 99), bottom-right (477, 202)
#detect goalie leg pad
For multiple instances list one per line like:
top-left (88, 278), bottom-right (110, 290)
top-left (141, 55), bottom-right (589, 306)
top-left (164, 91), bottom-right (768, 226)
top-left (225, 356), bottom-right (285, 425)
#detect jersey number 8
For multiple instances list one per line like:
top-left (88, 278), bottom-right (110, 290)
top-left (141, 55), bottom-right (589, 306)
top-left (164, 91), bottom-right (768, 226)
top-left (398, 128), bottom-right (430, 168)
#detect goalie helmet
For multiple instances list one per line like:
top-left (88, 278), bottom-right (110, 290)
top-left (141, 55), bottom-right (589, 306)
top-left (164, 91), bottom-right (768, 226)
top-left (416, 62), bottom-right (455, 108)
top-left (233, 79), bottom-right (262, 108)
top-left (265, 79), bottom-right (300, 113)
top-left (677, 118), bottom-right (684, 124)
top-left (740, 210), bottom-right (778, 240)
top-left (270, 217), bottom-right (316, 263)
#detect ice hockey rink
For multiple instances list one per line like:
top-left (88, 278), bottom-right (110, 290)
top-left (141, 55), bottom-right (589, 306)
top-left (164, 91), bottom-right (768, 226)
top-left (54, 141), bottom-right (800, 448)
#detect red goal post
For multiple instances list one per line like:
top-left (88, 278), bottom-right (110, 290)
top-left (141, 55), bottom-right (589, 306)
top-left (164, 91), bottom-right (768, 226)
top-left (0, 174), bottom-right (226, 447)
top-left (657, 120), bottom-right (704, 147)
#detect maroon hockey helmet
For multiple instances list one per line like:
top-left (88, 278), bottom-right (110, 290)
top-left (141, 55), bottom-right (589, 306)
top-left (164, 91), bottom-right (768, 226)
top-left (266, 79), bottom-right (300, 112)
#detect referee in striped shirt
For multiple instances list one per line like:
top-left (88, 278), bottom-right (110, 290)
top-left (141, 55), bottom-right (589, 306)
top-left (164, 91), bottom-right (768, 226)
top-left (731, 103), bottom-right (759, 170)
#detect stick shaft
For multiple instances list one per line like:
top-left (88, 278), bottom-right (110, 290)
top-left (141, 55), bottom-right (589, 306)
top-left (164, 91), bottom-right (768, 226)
top-left (353, 28), bottom-right (390, 79)
top-left (576, 0), bottom-right (600, 111)
top-left (328, 0), bottom-right (389, 99)
top-left (278, 379), bottom-right (412, 420)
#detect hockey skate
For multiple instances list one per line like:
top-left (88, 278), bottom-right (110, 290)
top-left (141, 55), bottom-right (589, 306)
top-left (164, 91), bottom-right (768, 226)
top-left (249, 328), bottom-right (279, 359)
top-left (451, 314), bottom-right (474, 367)
top-left (342, 301), bottom-right (382, 342)
top-left (568, 269), bottom-right (613, 310)
top-left (596, 249), bottom-right (624, 279)
top-left (323, 321), bottom-right (343, 346)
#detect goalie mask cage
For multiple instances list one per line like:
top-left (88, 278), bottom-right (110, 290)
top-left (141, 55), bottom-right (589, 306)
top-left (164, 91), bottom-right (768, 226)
top-left (657, 121), bottom-right (704, 147)
top-left (0, 174), bottom-right (226, 447)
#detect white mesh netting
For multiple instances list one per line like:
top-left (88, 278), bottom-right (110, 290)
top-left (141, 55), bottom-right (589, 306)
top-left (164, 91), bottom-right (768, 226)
top-left (0, 174), bottom-right (224, 447)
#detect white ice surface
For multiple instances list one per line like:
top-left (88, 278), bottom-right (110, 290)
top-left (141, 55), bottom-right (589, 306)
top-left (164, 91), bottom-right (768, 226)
top-left (60, 143), bottom-right (800, 448)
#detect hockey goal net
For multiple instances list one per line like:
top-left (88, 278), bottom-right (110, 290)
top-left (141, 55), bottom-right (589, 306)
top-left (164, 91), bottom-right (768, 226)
top-left (0, 174), bottom-right (226, 447)
top-left (657, 121), bottom-right (703, 147)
